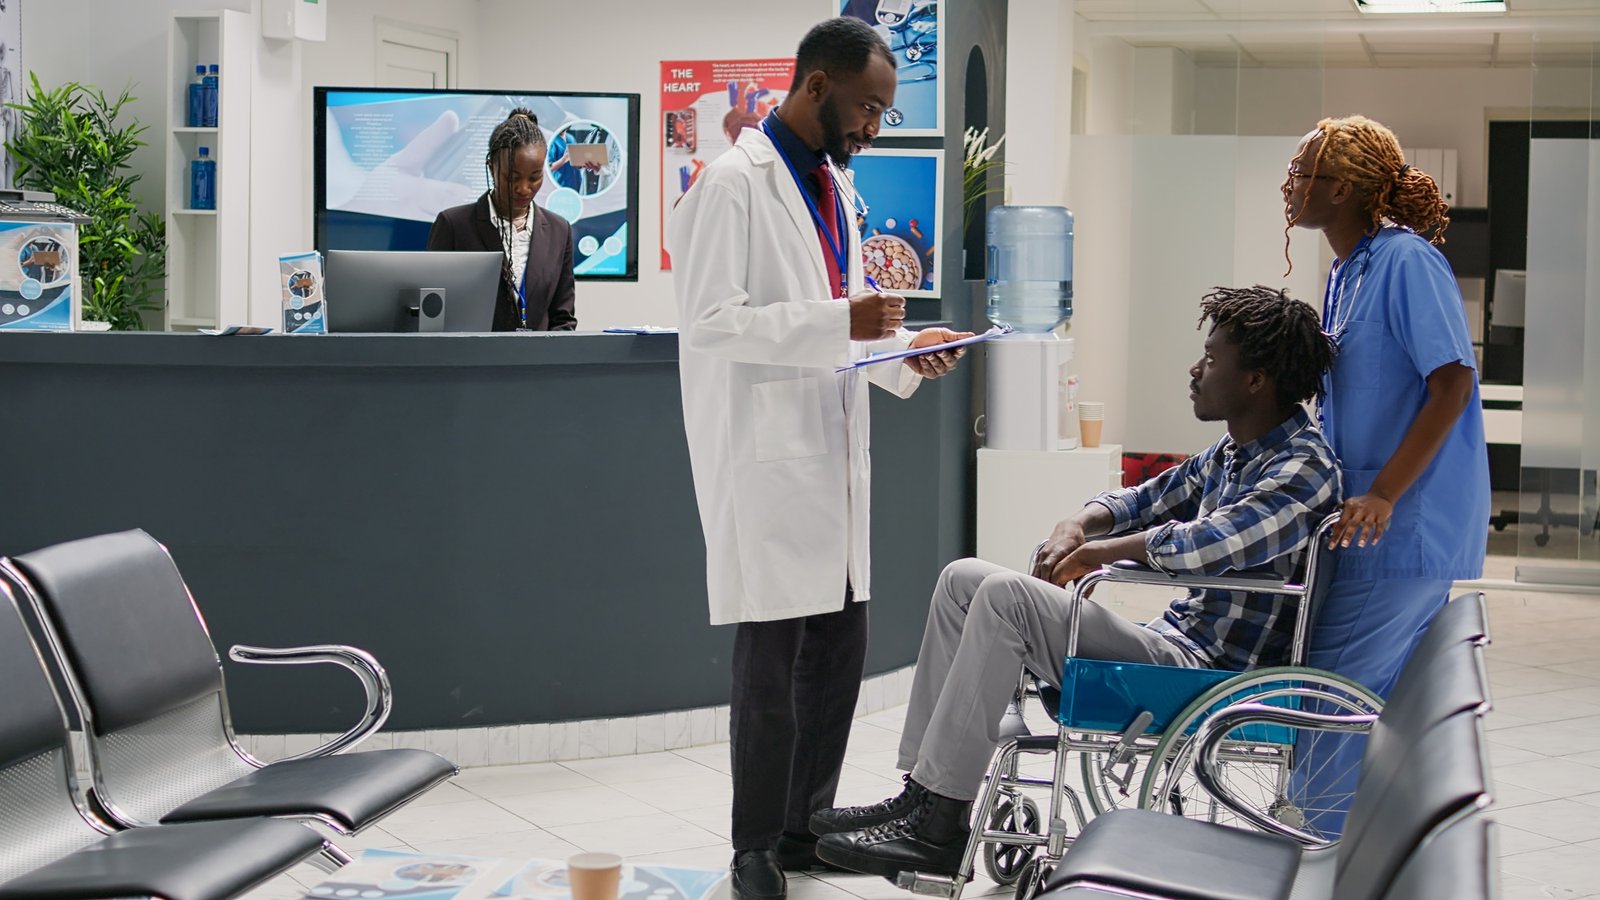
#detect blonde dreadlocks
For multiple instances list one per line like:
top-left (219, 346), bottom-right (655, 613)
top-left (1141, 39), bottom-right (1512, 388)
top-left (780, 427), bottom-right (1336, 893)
top-left (1282, 115), bottom-right (1451, 274)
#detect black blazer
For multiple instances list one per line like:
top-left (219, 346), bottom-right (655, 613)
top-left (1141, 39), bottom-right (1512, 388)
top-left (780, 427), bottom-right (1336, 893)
top-left (427, 193), bottom-right (577, 331)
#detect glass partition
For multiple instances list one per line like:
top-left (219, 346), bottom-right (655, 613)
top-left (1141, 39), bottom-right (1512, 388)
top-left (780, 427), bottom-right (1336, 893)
top-left (1514, 37), bottom-right (1600, 585)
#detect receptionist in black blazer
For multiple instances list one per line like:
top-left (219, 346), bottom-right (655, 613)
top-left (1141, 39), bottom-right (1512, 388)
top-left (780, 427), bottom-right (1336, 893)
top-left (427, 108), bottom-right (578, 331)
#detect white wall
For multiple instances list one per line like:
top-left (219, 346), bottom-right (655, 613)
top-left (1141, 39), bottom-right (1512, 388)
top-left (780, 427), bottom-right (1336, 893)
top-left (26, 0), bottom-right (250, 214)
top-left (1194, 64), bottom-right (1598, 209)
top-left (473, 0), bottom-right (825, 329)
top-left (1004, 0), bottom-right (1075, 205)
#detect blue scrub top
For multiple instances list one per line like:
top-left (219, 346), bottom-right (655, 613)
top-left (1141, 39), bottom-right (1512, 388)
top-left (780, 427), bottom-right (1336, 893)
top-left (548, 134), bottom-right (581, 192)
top-left (1319, 227), bottom-right (1489, 581)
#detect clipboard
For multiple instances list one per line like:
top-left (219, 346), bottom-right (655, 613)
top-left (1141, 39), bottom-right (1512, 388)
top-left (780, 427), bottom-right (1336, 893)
top-left (837, 326), bottom-right (1012, 372)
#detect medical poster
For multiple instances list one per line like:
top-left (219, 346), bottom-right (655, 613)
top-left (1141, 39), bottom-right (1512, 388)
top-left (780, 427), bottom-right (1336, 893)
top-left (659, 58), bottom-right (794, 269)
top-left (0, 221), bottom-right (78, 332)
top-left (279, 251), bottom-right (326, 334)
top-left (837, 0), bottom-right (941, 137)
top-left (847, 148), bottom-right (943, 298)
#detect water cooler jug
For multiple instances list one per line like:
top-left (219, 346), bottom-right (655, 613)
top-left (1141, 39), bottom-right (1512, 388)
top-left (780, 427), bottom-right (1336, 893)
top-left (984, 205), bottom-right (1077, 450)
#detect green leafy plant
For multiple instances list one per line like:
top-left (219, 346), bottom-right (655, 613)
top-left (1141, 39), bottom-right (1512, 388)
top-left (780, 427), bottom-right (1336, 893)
top-left (962, 126), bottom-right (1007, 234)
top-left (7, 73), bottom-right (165, 330)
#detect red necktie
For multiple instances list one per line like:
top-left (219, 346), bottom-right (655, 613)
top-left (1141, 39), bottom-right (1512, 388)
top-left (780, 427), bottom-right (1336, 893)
top-left (814, 163), bottom-right (845, 299)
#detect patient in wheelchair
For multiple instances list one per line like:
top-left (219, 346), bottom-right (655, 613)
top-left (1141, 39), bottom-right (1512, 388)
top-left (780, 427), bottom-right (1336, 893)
top-left (811, 286), bottom-right (1342, 879)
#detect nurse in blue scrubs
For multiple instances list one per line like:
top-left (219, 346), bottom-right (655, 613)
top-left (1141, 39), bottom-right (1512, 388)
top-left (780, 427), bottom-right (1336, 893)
top-left (1282, 114), bottom-right (1489, 832)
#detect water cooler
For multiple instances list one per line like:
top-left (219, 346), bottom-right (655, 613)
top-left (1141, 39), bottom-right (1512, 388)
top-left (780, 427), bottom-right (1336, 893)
top-left (976, 205), bottom-right (1123, 572)
top-left (984, 206), bottom-right (1076, 450)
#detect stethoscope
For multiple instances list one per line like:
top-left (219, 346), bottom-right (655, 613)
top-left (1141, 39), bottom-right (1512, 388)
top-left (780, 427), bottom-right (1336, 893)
top-left (885, 2), bottom-right (937, 67)
top-left (1321, 232), bottom-right (1375, 344)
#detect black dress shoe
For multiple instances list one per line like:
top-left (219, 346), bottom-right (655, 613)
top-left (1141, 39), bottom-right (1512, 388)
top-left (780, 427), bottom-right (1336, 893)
top-left (774, 832), bottom-right (850, 873)
top-left (809, 775), bottom-right (926, 836)
top-left (731, 849), bottom-right (787, 900)
top-left (815, 789), bottom-right (973, 879)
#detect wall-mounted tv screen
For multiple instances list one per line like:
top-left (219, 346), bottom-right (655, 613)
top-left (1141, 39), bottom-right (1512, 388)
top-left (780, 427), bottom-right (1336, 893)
top-left (314, 87), bottom-right (641, 280)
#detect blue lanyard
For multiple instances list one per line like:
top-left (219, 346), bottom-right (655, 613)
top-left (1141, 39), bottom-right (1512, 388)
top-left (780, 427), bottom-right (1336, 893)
top-left (761, 120), bottom-right (850, 297)
top-left (516, 265), bottom-right (528, 329)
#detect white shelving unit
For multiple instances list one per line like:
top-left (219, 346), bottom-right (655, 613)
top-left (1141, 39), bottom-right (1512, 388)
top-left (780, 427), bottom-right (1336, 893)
top-left (165, 11), bottom-right (252, 330)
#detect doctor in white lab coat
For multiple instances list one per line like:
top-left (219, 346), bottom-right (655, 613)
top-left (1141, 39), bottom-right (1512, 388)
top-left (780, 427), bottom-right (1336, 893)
top-left (665, 18), bottom-right (971, 900)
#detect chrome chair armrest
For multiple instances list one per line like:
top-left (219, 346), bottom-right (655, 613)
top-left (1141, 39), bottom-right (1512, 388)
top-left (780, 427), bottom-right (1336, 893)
top-left (1097, 560), bottom-right (1292, 593)
top-left (228, 644), bottom-right (393, 760)
top-left (1187, 699), bottom-right (1378, 847)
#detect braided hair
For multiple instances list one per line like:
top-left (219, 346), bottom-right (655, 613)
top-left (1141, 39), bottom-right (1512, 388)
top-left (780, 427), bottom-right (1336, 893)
top-left (1198, 285), bottom-right (1336, 409)
top-left (1281, 115), bottom-right (1451, 274)
top-left (484, 107), bottom-right (547, 298)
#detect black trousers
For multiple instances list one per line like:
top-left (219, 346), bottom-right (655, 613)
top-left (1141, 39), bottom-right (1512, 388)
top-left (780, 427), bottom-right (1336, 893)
top-left (729, 593), bottom-right (869, 852)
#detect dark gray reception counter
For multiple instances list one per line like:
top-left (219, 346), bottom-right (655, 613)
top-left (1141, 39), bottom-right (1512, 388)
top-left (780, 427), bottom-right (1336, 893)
top-left (0, 331), bottom-right (975, 734)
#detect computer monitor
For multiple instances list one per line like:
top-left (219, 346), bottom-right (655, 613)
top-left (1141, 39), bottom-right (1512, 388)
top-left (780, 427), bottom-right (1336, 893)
top-left (323, 250), bottom-right (501, 333)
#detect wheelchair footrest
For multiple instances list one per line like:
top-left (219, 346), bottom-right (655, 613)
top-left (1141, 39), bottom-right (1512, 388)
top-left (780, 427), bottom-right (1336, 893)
top-left (894, 871), bottom-right (960, 898)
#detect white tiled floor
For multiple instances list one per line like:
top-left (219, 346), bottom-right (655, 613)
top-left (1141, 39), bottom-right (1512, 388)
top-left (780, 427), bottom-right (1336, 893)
top-left (247, 573), bottom-right (1600, 900)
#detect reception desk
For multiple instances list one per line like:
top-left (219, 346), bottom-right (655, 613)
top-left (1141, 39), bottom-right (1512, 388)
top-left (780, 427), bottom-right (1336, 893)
top-left (0, 331), bottom-right (975, 734)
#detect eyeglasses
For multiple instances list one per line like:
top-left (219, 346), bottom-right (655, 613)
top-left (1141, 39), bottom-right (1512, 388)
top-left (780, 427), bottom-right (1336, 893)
top-left (1287, 167), bottom-right (1336, 182)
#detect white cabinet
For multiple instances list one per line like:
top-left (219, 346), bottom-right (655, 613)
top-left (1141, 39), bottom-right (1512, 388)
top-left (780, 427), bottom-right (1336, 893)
top-left (165, 11), bottom-right (252, 330)
top-left (976, 445), bottom-right (1125, 574)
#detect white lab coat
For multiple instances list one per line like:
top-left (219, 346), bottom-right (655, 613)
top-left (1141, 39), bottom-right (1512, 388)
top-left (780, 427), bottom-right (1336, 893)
top-left (666, 127), bottom-right (921, 626)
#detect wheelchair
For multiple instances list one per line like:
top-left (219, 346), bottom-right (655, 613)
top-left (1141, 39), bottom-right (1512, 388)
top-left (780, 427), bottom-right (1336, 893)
top-left (896, 514), bottom-right (1385, 900)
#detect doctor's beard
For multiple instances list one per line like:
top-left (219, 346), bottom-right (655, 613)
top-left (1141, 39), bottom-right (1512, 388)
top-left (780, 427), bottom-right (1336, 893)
top-left (819, 95), bottom-right (854, 168)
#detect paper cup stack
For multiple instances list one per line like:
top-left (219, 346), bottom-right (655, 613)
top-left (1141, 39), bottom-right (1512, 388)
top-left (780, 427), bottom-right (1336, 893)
top-left (1078, 401), bottom-right (1105, 448)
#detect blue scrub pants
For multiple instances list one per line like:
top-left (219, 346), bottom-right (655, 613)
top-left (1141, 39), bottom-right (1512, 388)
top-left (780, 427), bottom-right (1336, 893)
top-left (1290, 576), bottom-right (1451, 835)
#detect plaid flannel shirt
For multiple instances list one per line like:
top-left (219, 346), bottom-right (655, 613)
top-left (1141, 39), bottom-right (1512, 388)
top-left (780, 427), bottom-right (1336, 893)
top-left (1089, 408), bottom-right (1343, 671)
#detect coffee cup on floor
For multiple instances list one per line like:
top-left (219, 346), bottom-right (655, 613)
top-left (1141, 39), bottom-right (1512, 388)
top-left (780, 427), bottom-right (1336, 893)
top-left (1078, 401), bottom-right (1105, 448)
top-left (568, 852), bottom-right (623, 900)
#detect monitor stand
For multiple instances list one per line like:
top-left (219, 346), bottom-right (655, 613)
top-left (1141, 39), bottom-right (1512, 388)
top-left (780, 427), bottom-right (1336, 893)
top-left (403, 287), bottom-right (447, 332)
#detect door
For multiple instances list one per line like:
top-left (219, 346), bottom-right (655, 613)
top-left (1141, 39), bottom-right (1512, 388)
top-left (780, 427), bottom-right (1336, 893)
top-left (375, 21), bottom-right (457, 88)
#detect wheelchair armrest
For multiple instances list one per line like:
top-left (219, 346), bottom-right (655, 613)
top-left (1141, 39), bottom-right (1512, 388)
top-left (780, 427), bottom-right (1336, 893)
top-left (1097, 559), bottom-right (1292, 593)
top-left (1188, 699), bottom-right (1378, 847)
top-left (228, 644), bottom-right (393, 760)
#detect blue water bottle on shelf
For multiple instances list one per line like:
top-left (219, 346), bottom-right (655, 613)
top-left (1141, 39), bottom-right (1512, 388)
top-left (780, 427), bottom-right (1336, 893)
top-left (985, 205), bottom-right (1074, 332)
top-left (186, 65), bottom-right (206, 127)
top-left (190, 147), bottom-right (216, 210)
top-left (202, 64), bottom-right (219, 127)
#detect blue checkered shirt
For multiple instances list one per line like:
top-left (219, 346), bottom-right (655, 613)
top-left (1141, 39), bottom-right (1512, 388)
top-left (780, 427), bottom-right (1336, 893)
top-left (1089, 408), bottom-right (1343, 671)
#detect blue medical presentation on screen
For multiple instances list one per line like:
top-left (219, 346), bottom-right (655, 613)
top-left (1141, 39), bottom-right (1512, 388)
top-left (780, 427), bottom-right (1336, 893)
top-left (315, 88), bottom-right (641, 279)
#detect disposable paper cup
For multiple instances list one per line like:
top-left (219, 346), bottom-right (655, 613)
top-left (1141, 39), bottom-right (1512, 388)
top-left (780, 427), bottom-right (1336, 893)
top-left (1078, 401), bottom-right (1105, 448)
top-left (567, 853), bottom-right (623, 900)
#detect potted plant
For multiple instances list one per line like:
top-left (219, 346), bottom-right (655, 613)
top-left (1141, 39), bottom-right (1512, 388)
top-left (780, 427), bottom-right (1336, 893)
top-left (6, 73), bottom-right (166, 331)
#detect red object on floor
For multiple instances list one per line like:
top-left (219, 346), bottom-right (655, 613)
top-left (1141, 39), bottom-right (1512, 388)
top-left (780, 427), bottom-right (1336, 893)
top-left (1122, 452), bottom-right (1187, 487)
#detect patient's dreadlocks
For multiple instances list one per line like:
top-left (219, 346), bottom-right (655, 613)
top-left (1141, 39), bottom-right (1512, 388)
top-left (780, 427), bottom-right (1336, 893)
top-left (1281, 115), bottom-right (1451, 274)
top-left (1199, 285), bottom-right (1336, 410)
top-left (485, 107), bottom-right (547, 297)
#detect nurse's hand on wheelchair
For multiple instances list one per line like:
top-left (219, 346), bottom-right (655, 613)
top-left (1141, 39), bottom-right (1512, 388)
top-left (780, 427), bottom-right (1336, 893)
top-left (1328, 493), bottom-right (1392, 549)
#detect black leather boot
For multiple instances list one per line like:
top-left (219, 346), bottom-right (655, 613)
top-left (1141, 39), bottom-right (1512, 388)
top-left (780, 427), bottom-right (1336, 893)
top-left (814, 788), bottom-right (973, 878)
top-left (731, 849), bottom-right (786, 900)
top-left (809, 774), bottom-right (927, 836)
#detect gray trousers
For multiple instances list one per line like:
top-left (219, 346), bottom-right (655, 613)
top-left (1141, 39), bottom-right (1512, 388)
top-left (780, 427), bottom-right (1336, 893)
top-left (901, 558), bottom-right (1206, 801)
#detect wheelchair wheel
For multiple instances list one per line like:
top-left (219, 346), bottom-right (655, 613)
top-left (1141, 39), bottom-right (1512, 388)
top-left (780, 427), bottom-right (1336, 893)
top-left (1136, 667), bottom-right (1382, 843)
top-left (1013, 855), bottom-right (1054, 900)
top-left (981, 795), bottom-right (1041, 885)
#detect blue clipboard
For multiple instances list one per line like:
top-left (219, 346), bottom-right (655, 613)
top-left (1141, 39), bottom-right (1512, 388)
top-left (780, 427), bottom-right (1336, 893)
top-left (836, 326), bottom-right (1012, 372)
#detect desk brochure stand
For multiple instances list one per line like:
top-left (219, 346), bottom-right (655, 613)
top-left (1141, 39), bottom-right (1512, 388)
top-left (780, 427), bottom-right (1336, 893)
top-left (280, 250), bottom-right (326, 334)
top-left (306, 848), bottom-right (730, 900)
top-left (0, 190), bottom-right (91, 332)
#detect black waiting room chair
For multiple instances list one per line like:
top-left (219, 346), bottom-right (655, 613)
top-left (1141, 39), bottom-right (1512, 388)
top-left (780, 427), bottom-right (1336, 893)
top-left (1, 529), bottom-right (459, 866)
top-left (0, 577), bottom-right (328, 900)
top-left (1033, 592), bottom-right (1494, 900)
